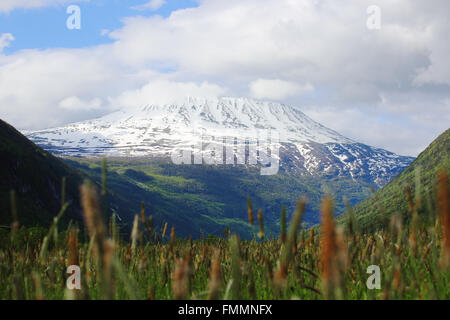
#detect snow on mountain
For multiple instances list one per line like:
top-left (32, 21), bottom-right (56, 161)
top-left (24, 97), bottom-right (414, 187)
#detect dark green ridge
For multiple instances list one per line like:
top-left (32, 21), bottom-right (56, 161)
top-left (342, 128), bottom-right (450, 232)
top-left (0, 119), bottom-right (86, 227)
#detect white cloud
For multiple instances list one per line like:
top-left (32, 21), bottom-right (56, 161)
top-left (59, 96), bottom-right (103, 111)
top-left (111, 80), bottom-right (226, 107)
top-left (0, 0), bottom-right (88, 13)
top-left (0, 0), bottom-right (449, 156)
top-left (0, 33), bottom-right (14, 52)
top-left (132, 0), bottom-right (166, 11)
top-left (249, 79), bottom-right (313, 100)
top-left (0, 46), bottom-right (125, 129)
top-left (303, 105), bottom-right (450, 157)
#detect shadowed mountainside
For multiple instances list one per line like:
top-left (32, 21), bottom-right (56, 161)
top-left (345, 128), bottom-right (449, 231)
top-left (0, 119), bottom-right (85, 226)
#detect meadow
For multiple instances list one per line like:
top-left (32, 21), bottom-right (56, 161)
top-left (0, 167), bottom-right (448, 300)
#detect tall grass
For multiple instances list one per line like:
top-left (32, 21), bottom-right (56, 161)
top-left (0, 168), bottom-right (448, 300)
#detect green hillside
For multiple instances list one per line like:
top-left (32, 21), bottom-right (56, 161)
top-left (0, 119), bottom-right (346, 238)
top-left (65, 158), bottom-right (317, 238)
top-left (0, 119), bottom-right (254, 237)
top-left (65, 153), bottom-right (382, 239)
top-left (0, 120), bottom-right (86, 227)
top-left (346, 128), bottom-right (450, 231)
top-left (1, 118), bottom-right (414, 239)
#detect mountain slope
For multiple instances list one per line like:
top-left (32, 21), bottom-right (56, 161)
top-left (25, 97), bottom-right (414, 188)
top-left (0, 119), bottom-right (258, 237)
top-left (66, 155), bottom-right (380, 236)
top-left (347, 128), bottom-right (450, 231)
top-left (0, 119), bottom-right (86, 226)
top-left (25, 97), bottom-right (352, 155)
top-left (2, 115), bottom-right (415, 239)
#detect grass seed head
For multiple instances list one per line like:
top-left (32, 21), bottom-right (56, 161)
top-left (131, 214), bottom-right (139, 253)
top-left (67, 227), bottom-right (79, 266)
top-left (247, 197), bottom-right (254, 225)
top-left (172, 258), bottom-right (189, 300)
top-left (257, 209), bottom-right (265, 240)
top-left (208, 249), bottom-right (222, 300)
top-left (438, 170), bottom-right (450, 268)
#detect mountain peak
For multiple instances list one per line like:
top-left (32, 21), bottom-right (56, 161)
top-left (24, 97), bottom-right (413, 188)
top-left (29, 96), bottom-right (352, 155)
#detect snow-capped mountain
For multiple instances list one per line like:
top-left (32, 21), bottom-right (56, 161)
top-left (25, 97), bottom-right (414, 187)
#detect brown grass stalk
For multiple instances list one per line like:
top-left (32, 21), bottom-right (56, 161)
top-left (257, 209), bottom-right (265, 240)
top-left (247, 197), bottom-right (254, 225)
top-left (172, 258), bottom-right (189, 300)
top-left (320, 196), bottom-right (344, 299)
top-left (438, 170), bottom-right (450, 268)
top-left (208, 249), bottom-right (222, 300)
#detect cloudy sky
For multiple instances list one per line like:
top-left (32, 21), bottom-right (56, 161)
top-left (0, 0), bottom-right (449, 156)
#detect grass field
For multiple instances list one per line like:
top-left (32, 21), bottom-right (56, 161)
top-left (0, 168), bottom-right (448, 300)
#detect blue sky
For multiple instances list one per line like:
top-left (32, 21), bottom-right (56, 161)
top-left (0, 0), bottom-right (198, 54)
